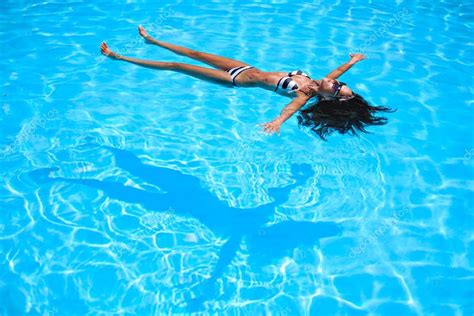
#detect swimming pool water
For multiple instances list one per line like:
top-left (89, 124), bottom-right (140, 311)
top-left (1, 0), bottom-right (473, 315)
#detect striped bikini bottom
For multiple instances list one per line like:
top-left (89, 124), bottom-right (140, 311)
top-left (227, 66), bottom-right (254, 86)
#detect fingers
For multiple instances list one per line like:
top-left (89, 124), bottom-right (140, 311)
top-left (258, 122), bottom-right (281, 136)
top-left (263, 125), bottom-right (272, 133)
top-left (264, 129), bottom-right (275, 135)
top-left (349, 53), bottom-right (367, 59)
top-left (100, 42), bottom-right (107, 54)
top-left (260, 123), bottom-right (272, 134)
top-left (262, 125), bottom-right (277, 135)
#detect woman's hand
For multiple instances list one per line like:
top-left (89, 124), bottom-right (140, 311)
top-left (259, 118), bottom-right (283, 135)
top-left (349, 53), bottom-right (366, 64)
top-left (259, 97), bottom-right (307, 135)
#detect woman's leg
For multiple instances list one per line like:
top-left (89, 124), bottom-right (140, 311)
top-left (100, 42), bottom-right (233, 86)
top-left (138, 26), bottom-right (249, 71)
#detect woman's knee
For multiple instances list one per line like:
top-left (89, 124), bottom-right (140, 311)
top-left (188, 50), bottom-right (201, 58)
top-left (166, 62), bottom-right (181, 69)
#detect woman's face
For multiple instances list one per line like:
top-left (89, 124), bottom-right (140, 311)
top-left (313, 78), bottom-right (352, 99)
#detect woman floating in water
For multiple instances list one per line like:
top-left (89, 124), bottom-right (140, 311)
top-left (100, 26), bottom-right (393, 139)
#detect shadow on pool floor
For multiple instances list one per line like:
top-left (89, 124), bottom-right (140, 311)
top-left (28, 145), bottom-right (343, 312)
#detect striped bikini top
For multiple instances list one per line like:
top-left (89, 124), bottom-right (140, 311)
top-left (275, 70), bottom-right (311, 94)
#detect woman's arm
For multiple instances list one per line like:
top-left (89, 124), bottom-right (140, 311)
top-left (259, 95), bottom-right (309, 135)
top-left (325, 53), bottom-right (366, 80)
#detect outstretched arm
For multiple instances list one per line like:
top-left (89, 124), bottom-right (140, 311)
top-left (325, 53), bottom-right (366, 80)
top-left (259, 95), bottom-right (309, 135)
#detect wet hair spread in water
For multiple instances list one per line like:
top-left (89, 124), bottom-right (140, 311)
top-left (297, 93), bottom-right (395, 140)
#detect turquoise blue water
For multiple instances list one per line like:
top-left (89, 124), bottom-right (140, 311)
top-left (1, 0), bottom-right (473, 315)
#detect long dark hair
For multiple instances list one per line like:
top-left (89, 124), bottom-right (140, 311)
top-left (297, 93), bottom-right (394, 140)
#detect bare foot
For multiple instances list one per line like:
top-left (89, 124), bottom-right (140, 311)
top-left (138, 25), bottom-right (154, 43)
top-left (100, 41), bottom-right (120, 59)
